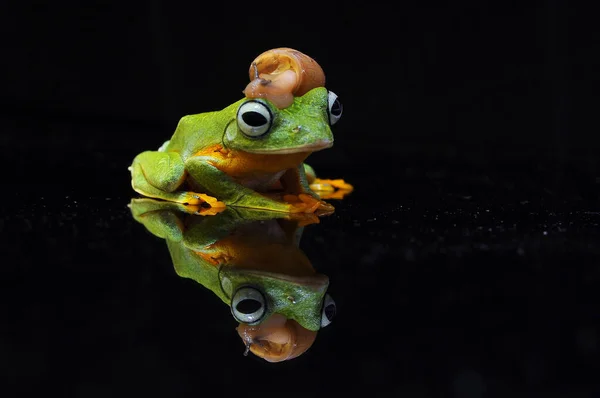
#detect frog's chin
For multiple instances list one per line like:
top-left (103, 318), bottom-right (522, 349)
top-left (248, 139), bottom-right (333, 155)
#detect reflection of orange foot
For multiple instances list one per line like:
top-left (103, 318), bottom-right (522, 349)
top-left (190, 204), bottom-right (227, 216)
top-left (286, 212), bottom-right (321, 227)
top-left (283, 193), bottom-right (335, 214)
top-left (309, 178), bottom-right (354, 200)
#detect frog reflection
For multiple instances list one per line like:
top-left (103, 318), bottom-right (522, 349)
top-left (129, 198), bottom-right (336, 362)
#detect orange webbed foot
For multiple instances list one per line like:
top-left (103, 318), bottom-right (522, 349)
top-left (309, 178), bottom-right (354, 200)
top-left (188, 204), bottom-right (227, 216)
top-left (181, 193), bottom-right (226, 208)
top-left (173, 193), bottom-right (226, 215)
top-left (283, 193), bottom-right (335, 214)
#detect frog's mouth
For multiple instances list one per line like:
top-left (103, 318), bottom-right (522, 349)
top-left (248, 139), bottom-right (333, 155)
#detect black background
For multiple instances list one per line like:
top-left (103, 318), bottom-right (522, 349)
top-left (2, 1), bottom-right (597, 177)
top-left (2, 1), bottom-right (600, 397)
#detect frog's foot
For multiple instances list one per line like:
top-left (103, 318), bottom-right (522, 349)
top-left (282, 193), bottom-right (335, 215)
top-left (132, 189), bottom-right (226, 214)
top-left (309, 178), bottom-right (354, 200)
top-left (176, 192), bottom-right (226, 209)
top-left (130, 157), bottom-right (227, 210)
top-left (183, 202), bottom-right (227, 216)
top-left (130, 197), bottom-right (225, 217)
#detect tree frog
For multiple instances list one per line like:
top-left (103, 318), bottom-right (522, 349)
top-left (129, 198), bottom-right (337, 362)
top-left (129, 87), bottom-right (345, 214)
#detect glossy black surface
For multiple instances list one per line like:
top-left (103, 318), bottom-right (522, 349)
top-left (2, 1), bottom-right (599, 396)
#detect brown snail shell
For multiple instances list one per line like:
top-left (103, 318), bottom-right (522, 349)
top-left (243, 47), bottom-right (326, 109)
top-left (236, 313), bottom-right (318, 362)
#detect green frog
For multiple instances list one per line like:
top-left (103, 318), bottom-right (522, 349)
top-left (129, 87), bottom-right (349, 214)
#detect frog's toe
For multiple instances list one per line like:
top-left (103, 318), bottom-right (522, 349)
top-left (309, 182), bottom-right (335, 195)
top-left (184, 193), bottom-right (226, 209)
top-left (194, 206), bottom-right (227, 216)
top-left (331, 179), bottom-right (354, 191)
top-left (197, 194), bottom-right (226, 208)
top-left (283, 194), bottom-right (309, 213)
top-left (284, 194), bottom-right (334, 214)
top-left (320, 190), bottom-right (350, 200)
top-left (310, 178), bottom-right (354, 191)
top-left (310, 178), bottom-right (354, 200)
top-left (284, 200), bottom-right (308, 214)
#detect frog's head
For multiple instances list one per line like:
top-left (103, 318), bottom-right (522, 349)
top-left (223, 87), bottom-right (343, 154)
top-left (218, 266), bottom-right (336, 362)
top-left (219, 267), bottom-right (335, 331)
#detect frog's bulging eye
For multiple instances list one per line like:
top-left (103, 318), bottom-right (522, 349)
top-left (327, 91), bottom-right (342, 125)
top-left (237, 100), bottom-right (273, 137)
top-left (320, 293), bottom-right (336, 327)
top-left (231, 286), bottom-right (267, 324)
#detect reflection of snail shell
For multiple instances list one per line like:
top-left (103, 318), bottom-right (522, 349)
top-left (236, 313), bottom-right (318, 362)
top-left (243, 47), bottom-right (326, 109)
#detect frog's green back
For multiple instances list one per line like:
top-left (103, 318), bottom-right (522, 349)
top-left (165, 99), bottom-right (244, 160)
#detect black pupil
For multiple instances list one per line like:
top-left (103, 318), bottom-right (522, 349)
top-left (330, 100), bottom-right (342, 116)
top-left (242, 111), bottom-right (267, 127)
top-left (324, 303), bottom-right (336, 320)
top-left (236, 299), bottom-right (261, 314)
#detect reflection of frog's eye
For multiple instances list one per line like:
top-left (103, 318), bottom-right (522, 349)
top-left (327, 91), bottom-right (343, 125)
top-left (320, 293), bottom-right (336, 327)
top-left (231, 286), bottom-right (267, 324)
top-left (237, 100), bottom-right (273, 137)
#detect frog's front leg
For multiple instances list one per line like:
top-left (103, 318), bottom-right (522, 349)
top-left (185, 156), bottom-right (327, 214)
top-left (130, 151), bottom-right (224, 208)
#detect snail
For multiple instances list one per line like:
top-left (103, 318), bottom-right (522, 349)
top-left (236, 313), bottom-right (318, 362)
top-left (243, 47), bottom-right (326, 109)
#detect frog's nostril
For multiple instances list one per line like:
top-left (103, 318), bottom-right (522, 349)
top-left (292, 126), bottom-right (302, 133)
